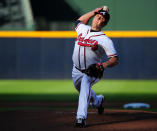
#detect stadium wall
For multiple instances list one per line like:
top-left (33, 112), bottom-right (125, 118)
top-left (66, 0), bottom-right (157, 31)
top-left (0, 31), bottom-right (157, 79)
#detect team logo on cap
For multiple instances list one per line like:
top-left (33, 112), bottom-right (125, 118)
top-left (100, 11), bottom-right (106, 16)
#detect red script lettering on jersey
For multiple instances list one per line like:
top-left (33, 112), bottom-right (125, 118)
top-left (76, 33), bottom-right (98, 50)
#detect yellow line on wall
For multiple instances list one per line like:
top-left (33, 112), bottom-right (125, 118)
top-left (105, 31), bottom-right (157, 38)
top-left (0, 31), bottom-right (157, 38)
top-left (0, 31), bottom-right (76, 38)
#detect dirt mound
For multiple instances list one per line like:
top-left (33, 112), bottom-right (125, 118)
top-left (0, 102), bottom-right (157, 131)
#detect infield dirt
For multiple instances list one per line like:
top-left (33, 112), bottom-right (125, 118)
top-left (0, 102), bottom-right (157, 131)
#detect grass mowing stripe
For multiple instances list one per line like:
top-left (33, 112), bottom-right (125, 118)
top-left (0, 80), bottom-right (157, 93)
top-left (0, 80), bottom-right (77, 94)
top-left (0, 80), bottom-right (157, 102)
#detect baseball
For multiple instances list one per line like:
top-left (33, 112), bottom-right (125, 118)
top-left (103, 5), bottom-right (109, 12)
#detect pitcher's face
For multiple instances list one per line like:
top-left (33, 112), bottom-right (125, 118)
top-left (92, 14), bottom-right (105, 29)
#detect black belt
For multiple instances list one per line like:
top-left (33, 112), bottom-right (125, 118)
top-left (75, 66), bottom-right (86, 73)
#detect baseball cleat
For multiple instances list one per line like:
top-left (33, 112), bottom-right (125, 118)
top-left (75, 118), bottom-right (86, 128)
top-left (97, 95), bottom-right (105, 114)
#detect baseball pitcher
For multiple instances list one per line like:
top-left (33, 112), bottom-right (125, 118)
top-left (72, 6), bottom-right (118, 128)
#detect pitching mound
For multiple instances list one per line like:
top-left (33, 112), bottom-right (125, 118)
top-left (0, 102), bottom-right (157, 131)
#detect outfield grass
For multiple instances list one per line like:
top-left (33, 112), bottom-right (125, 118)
top-left (0, 79), bottom-right (157, 102)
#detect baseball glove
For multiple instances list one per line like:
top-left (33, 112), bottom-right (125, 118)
top-left (85, 63), bottom-right (104, 78)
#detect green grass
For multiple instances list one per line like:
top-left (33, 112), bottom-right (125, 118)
top-left (0, 79), bottom-right (157, 102)
top-left (93, 80), bottom-right (157, 102)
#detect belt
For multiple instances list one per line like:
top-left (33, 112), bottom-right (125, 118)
top-left (75, 66), bottom-right (86, 73)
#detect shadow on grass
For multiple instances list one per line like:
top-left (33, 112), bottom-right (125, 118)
top-left (0, 94), bottom-right (78, 102)
top-left (0, 93), bottom-right (157, 102)
top-left (0, 93), bottom-right (157, 112)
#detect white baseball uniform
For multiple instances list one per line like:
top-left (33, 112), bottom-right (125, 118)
top-left (72, 21), bottom-right (117, 119)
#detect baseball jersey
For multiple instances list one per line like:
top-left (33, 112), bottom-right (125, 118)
top-left (72, 21), bottom-right (117, 70)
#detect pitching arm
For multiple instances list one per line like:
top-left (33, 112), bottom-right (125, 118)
top-left (78, 7), bottom-right (103, 25)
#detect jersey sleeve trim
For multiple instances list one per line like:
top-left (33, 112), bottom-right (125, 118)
top-left (75, 20), bottom-right (83, 30)
top-left (107, 54), bottom-right (118, 58)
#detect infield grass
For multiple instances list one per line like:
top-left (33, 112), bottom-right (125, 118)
top-left (0, 79), bottom-right (157, 102)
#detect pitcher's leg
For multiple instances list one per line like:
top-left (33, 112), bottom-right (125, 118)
top-left (77, 74), bottom-right (91, 119)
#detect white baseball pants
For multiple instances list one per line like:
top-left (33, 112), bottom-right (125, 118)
top-left (72, 66), bottom-right (103, 119)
